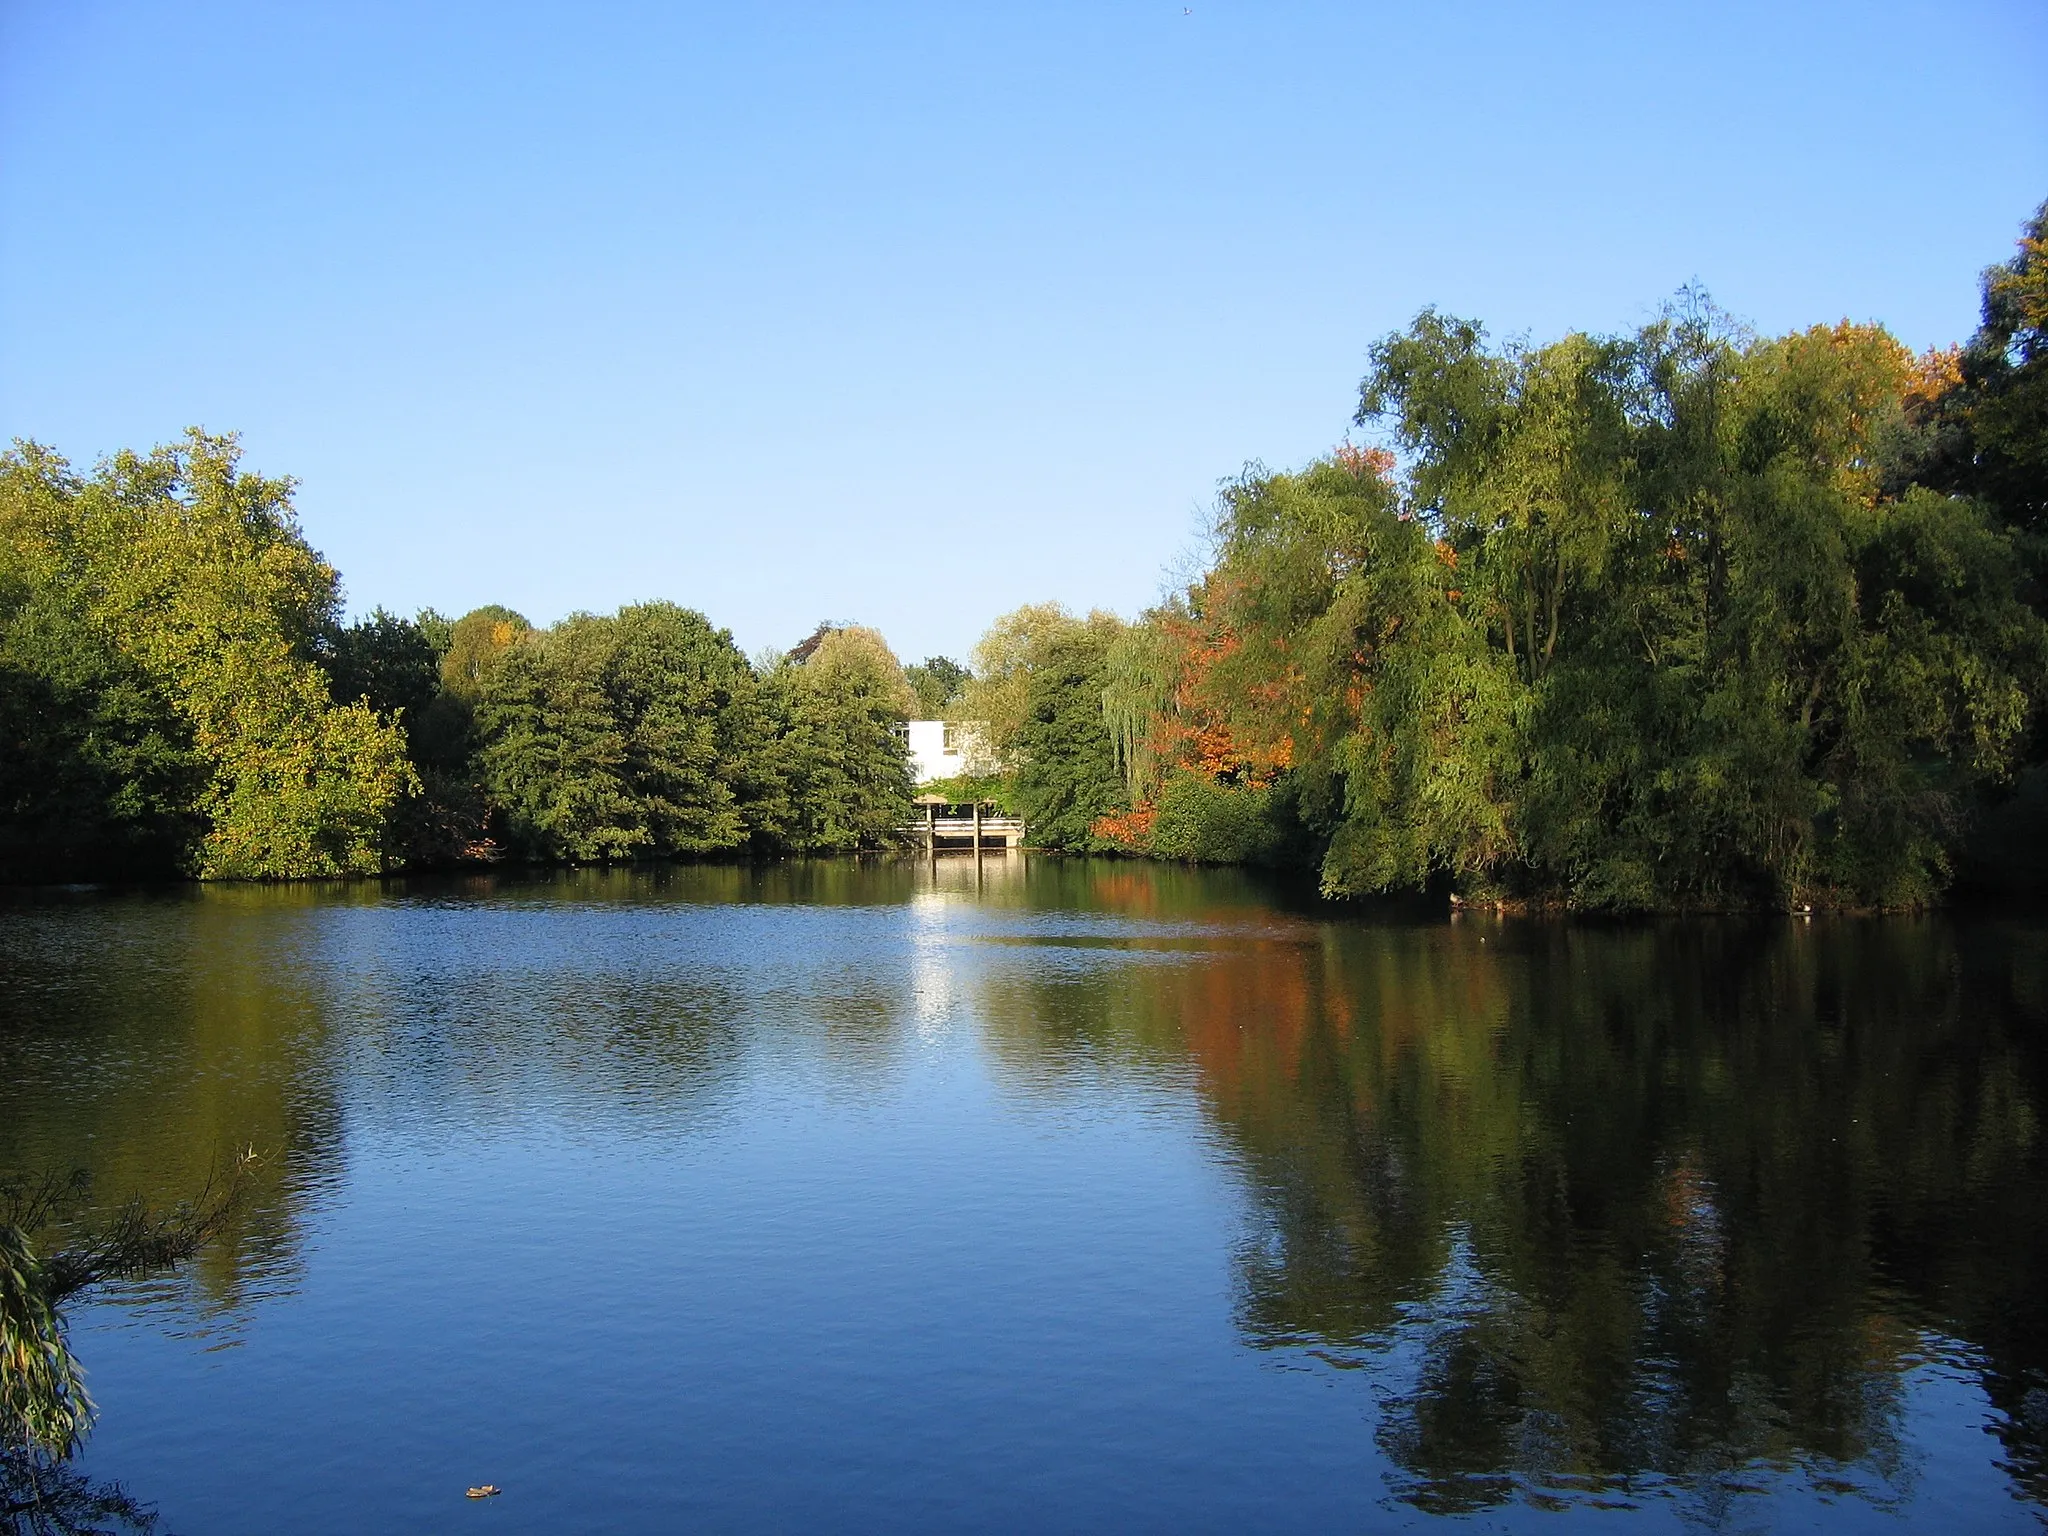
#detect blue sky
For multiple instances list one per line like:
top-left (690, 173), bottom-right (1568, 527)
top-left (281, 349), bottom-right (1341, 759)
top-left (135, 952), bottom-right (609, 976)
top-left (3, 1), bottom-right (2043, 665)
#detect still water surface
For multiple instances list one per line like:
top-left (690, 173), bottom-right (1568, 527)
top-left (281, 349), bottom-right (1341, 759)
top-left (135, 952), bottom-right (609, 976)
top-left (2, 860), bottom-right (2045, 1532)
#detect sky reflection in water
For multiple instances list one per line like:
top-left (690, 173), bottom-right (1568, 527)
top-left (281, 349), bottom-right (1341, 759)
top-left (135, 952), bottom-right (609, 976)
top-left (1, 860), bottom-right (2043, 1532)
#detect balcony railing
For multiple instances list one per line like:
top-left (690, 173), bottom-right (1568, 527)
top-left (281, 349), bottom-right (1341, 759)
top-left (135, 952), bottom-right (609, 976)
top-left (902, 810), bottom-right (1027, 849)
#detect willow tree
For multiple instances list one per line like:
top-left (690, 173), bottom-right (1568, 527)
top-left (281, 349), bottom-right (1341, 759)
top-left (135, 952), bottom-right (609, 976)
top-left (1203, 448), bottom-right (1514, 893)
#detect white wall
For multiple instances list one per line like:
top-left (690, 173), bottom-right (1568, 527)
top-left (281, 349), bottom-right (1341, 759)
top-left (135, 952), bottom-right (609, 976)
top-left (905, 720), bottom-right (979, 785)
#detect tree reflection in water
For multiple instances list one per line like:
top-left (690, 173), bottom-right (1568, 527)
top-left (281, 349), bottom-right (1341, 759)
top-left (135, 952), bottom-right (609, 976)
top-left (2, 870), bottom-right (2043, 1525)
top-left (0, 1449), bottom-right (156, 1536)
top-left (990, 907), bottom-right (2048, 1516)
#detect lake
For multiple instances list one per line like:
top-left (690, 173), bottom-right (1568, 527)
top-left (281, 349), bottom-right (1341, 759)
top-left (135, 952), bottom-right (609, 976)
top-left (2, 860), bottom-right (2044, 1532)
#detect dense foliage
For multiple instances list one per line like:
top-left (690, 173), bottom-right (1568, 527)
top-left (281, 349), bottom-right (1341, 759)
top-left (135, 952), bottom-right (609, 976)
top-left (1053, 208), bottom-right (2048, 909)
top-left (960, 604), bottom-right (1130, 851)
top-left (5, 206), bottom-right (2041, 902)
top-left (1904, 201), bottom-right (2047, 568)
top-left (905, 654), bottom-right (969, 717)
top-left (0, 437), bottom-right (917, 879)
top-left (0, 434), bottom-right (414, 881)
top-left (378, 613), bottom-right (916, 864)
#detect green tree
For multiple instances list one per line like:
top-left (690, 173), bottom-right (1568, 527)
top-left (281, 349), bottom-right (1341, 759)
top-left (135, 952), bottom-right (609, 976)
top-left (472, 603), bottom-right (771, 862)
top-left (414, 603), bottom-right (530, 774)
top-left (906, 655), bottom-right (969, 716)
top-left (1909, 200), bottom-right (2047, 567)
top-left (958, 604), bottom-right (1132, 850)
top-left (1896, 203), bottom-right (2048, 892)
top-left (798, 625), bottom-right (918, 718)
top-left (319, 608), bottom-right (443, 725)
top-left (1206, 450), bottom-right (1510, 894)
top-left (438, 605), bottom-right (532, 701)
top-left (743, 626), bottom-right (916, 852)
top-left (475, 615), bottom-right (643, 862)
top-left (0, 543), bottom-right (205, 880)
top-left (604, 602), bottom-right (753, 855)
top-left (0, 433), bottom-right (416, 879)
top-left (1148, 768), bottom-right (1290, 864)
top-left (1010, 621), bottom-right (1129, 851)
top-left (962, 602), bottom-right (1088, 769)
top-left (1173, 299), bottom-right (2046, 908)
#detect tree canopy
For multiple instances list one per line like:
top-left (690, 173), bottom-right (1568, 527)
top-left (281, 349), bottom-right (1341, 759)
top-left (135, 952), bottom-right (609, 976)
top-left (4, 204), bottom-right (2040, 902)
top-left (1063, 209), bottom-right (2048, 908)
top-left (0, 433), bottom-right (415, 880)
top-left (961, 604), bottom-right (1130, 850)
top-left (906, 654), bottom-right (969, 717)
top-left (0, 445), bottom-right (919, 878)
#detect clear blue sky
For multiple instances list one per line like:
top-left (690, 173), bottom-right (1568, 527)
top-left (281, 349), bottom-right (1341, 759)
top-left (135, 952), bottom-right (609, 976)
top-left (3, 1), bottom-right (2043, 665)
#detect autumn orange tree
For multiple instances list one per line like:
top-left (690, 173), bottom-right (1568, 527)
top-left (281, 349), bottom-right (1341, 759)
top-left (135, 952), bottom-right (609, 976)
top-left (1098, 569), bottom-right (1304, 862)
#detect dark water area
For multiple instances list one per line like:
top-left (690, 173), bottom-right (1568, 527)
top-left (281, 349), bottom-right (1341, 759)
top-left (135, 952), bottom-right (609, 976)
top-left (2, 861), bottom-right (2045, 1532)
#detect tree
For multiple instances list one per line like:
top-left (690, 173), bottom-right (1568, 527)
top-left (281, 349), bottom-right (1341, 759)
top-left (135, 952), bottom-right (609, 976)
top-left (960, 603), bottom-right (1088, 771)
top-left (961, 606), bottom-right (1108, 755)
top-left (1909, 200), bottom-right (2047, 566)
top-left (797, 626), bottom-right (918, 718)
top-left (458, 608), bottom-right (923, 864)
top-left (1098, 576), bottom-right (1311, 860)
top-left (0, 433), bottom-right (416, 879)
top-left (475, 615), bottom-right (644, 862)
top-left (438, 605), bottom-right (531, 702)
top-left (741, 626), bottom-right (916, 852)
top-left (415, 603), bottom-right (530, 772)
top-left (0, 542), bottom-right (204, 881)
top-left (1139, 297), bottom-right (2047, 908)
top-left (1009, 621), bottom-right (1129, 851)
top-left (1205, 448), bottom-right (1510, 895)
top-left (749, 626), bottom-right (917, 856)
top-left (958, 604), bottom-right (1133, 849)
top-left (604, 603), bottom-right (753, 855)
top-left (318, 608), bottom-right (442, 725)
top-left (906, 655), bottom-right (969, 717)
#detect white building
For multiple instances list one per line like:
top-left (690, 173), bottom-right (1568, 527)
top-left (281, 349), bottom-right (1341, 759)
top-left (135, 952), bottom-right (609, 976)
top-left (904, 720), bottom-right (982, 785)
